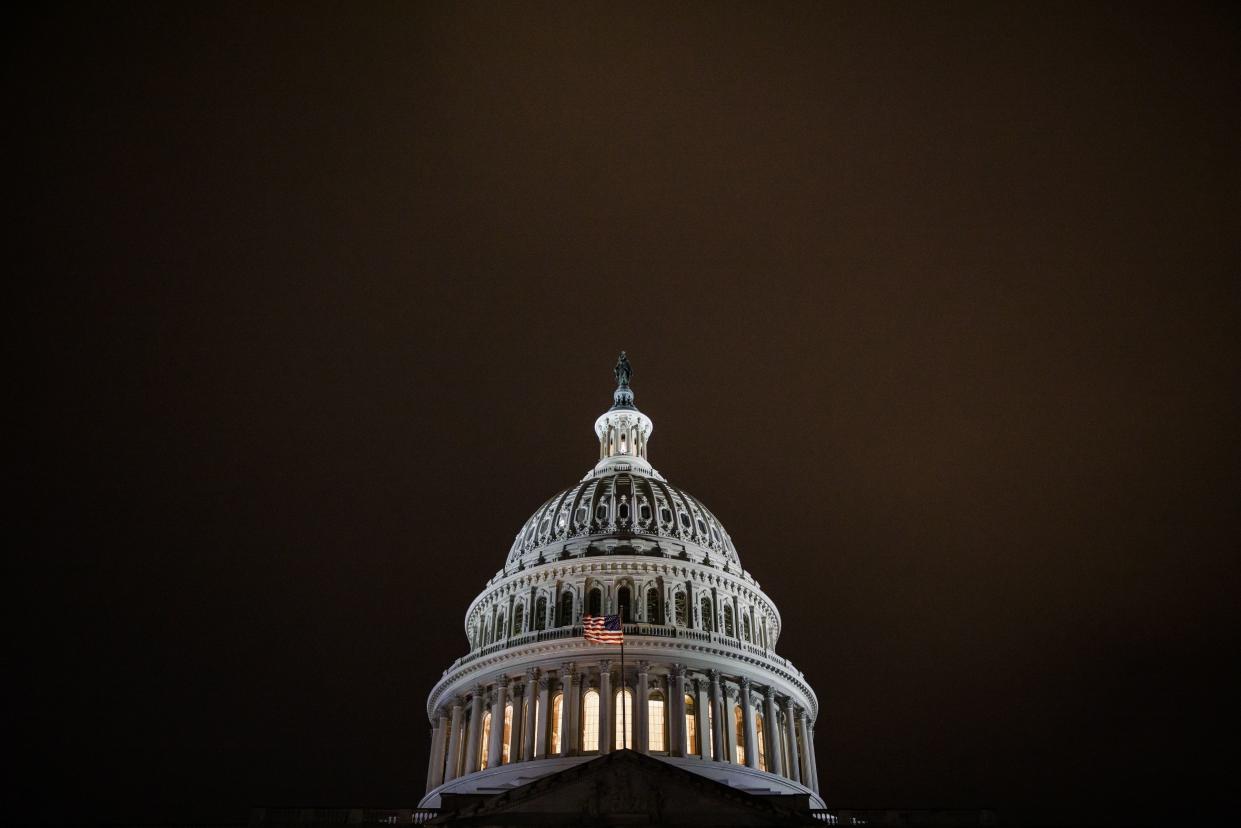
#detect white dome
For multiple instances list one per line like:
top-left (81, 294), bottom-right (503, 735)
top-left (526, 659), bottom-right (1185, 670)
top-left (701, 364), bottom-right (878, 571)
top-left (506, 472), bottom-right (740, 569)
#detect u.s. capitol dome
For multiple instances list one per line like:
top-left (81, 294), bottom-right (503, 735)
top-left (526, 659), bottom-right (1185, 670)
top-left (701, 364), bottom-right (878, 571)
top-left (420, 354), bottom-right (822, 807)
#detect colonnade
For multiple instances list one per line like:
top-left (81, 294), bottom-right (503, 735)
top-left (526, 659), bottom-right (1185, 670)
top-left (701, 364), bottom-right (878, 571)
top-left (425, 661), bottom-right (818, 796)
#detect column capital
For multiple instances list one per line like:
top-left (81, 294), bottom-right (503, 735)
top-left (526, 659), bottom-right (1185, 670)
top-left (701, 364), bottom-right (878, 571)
top-left (452, 696), bottom-right (467, 710)
top-left (672, 663), bottom-right (687, 679)
top-left (708, 669), bottom-right (721, 684)
top-left (560, 661), bottom-right (576, 678)
top-left (496, 675), bottom-right (510, 689)
top-left (472, 684), bottom-right (486, 699)
top-left (525, 667), bottom-right (538, 682)
top-left (763, 685), bottom-right (777, 702)
top-left (637, 660), bottom-right (651, 674)
top-left (600, 658), bottom-right (613, 671)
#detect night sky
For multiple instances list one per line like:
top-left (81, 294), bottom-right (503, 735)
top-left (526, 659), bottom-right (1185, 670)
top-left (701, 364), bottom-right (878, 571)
top-left (10, 3), bottom-right (1240, 826)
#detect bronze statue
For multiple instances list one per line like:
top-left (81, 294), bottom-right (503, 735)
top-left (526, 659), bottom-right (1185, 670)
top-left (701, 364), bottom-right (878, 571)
top-left (613, 351), bottom-right (632, 388)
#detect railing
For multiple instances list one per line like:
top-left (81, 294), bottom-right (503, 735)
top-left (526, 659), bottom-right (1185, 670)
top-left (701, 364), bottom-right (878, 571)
top-left (250, 808), bottom-right (441, 824)
top-left (447, 624), bottom-right (799, 676)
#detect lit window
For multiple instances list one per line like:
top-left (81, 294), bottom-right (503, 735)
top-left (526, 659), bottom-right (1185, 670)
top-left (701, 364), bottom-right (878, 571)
top-left (582, 689), bottom-right (600, 751)
top-left (756, 712), bottom-right (767, 772)
top-left (734, 706), bottom-right (745, 765)
top-left (502, 704), bottom-right (513, 764)
top-left (706, 703), bottom-right (714, 759)
top-left (684, 693), bottom-right (696, 755)
top-left (615, 689), bottom-right (634, 750)
top-left (647, 691), bottom-right (665, 751)
top-left (480, 710), bottom-right (492, 769)
top-left (550, 693), bottom-right (563, 754)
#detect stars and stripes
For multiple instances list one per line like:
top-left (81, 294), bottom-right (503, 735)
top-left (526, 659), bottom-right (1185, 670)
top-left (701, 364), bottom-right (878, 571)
top-left (582, 614), bottom-right (624, 644)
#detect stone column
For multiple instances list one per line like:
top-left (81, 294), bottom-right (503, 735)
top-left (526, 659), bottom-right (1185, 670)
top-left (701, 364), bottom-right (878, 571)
top-left (670, 664), bottom-right (687, 756)
top-left (464, 687), bottom-right (484, 774)
top-left (425, 717), bottom-right (443, 793)
top-left (740, 677), bottom-right (758, 768)
top-left (783, 698), bottom-right (801, 784)
top-left (508, 682), bottom-right (523, 763)
top-left (521, 669), bottom-right (537, 761)
top-left (807, 723), bottom-right (820, 794)
top-left (577, 668), bottom-right (590, 752)
top-left (635, 662), bottom-right (650, 752)
top-left (762, 686), bottom-right (783, 776)
top-left (534, 675), bottom-right (551, 759)
top-left (599, 660), bottom-right (613, 753)
top-left (796, 712), bottom-right (812, 787)
top-left (694, 678), bottom-right (710, 759)
top-left (724, 684), bottom-right (739, 764)
top-left (561, 663), bottom-right (577, 756)
top-left (709, 670), bottom-right (725, 762)
top-left (428, 709), bottom-right (450, 790)
top-left (444, 698), bottom-right (465, 782)
top-left (487, 678), bottom-right (507, 768)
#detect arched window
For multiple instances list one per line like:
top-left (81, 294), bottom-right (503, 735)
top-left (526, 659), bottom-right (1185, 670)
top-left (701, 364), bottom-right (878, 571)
top-left (645, 588), bottom-right (661, 624)
top-left (535, 597), bottom-right (547, 631)
top-left (734, 705), bottom-right (745, 764)
top-left (480, 710), bottom-right (492, 770)
top-left (558, 592), bottom-right (573, 627)
top-left (723, 604), bottom-right (735, 637)
top-left (582, 689), bottom-right (600, 751)
top-left (615, 688), bottom-right (634, 750)
top-left (701, 596), bottom-right (714, 632)
top-left (588, 587), bottom-right (602, 617)
top-left (617, 586), bottom-right (632, 623)
top-left (494, 613), bottom-right (505, 641)
top-left (674, 592), bottom-right (687, 627)
top-left (742, 613), bottom-right (752, 643)
top-left (550, 692), bottom-right (563, 754)
top-left (502, 703), bottom-right (514, 764)
top-left (755, 711), bottom-right (767, 772)
top-left (512, 604), bottom-right (524, 636)
top-left (684, 693), bottom-right (697, 755)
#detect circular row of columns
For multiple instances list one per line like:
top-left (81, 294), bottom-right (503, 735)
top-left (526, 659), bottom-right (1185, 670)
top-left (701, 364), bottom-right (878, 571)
top-left (426, 661), bottom-right (818, 796)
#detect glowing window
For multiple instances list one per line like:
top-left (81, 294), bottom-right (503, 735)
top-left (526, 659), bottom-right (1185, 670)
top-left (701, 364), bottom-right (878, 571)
top-left (582, 689), bottom-right (600, 751)
top-left (501, 703), bottom-right (513, 764)
top-left (646, 691), bottom-right (665, 751)
top-left (684, 693), bottom-right (697, 755)
top-left (706, 703), bottom-right (714, 759)
top-left (756, 711), bottom-right (767, 772)
top-left (480, 710), bottom-right (492, 770)
top-left (615, 688), bottom-right (634, 750)
top-left (734, 705), bottom-right (745, 765)
top-left (550, 693), bottom-right (563, 754)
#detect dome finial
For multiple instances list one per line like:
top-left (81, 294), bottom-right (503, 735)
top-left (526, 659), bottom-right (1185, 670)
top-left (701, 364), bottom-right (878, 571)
top-left (610, 351), bottom-right (636, 411)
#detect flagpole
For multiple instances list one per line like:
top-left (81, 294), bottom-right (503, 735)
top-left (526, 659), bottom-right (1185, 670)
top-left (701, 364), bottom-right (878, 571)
top-left (621, 625), bottom-right (627, 750)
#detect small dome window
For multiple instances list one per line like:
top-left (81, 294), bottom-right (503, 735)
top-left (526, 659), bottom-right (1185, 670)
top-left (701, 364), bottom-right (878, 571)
top-left (596, 502), bottom-right (608, 522)
top-left (617, 502), bottom-right (630, 523)
top-left (557, 513), bottom-right (567, 530)
top-left (660, 507), bottom-right (672, 524)
top-left (678, 512), bottom-right (691, 529)
top-left (639, 501), bottom-right (652, 522)
top-left (696, 517), bottom-right (706, 534)
top-left (575, 505), bottom-right (588, 525)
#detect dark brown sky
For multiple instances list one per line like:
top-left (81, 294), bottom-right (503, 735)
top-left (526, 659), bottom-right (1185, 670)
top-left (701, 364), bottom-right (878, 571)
top-left (9, 2), bottom-right (1241, 825)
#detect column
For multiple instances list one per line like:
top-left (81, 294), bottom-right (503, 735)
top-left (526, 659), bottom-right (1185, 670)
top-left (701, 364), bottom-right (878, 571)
top-left (561, 663), bottom-right (577, 756)
top-left (724, 685), bottom-right (739, 764)
top-left (669, 665), bottom-right (686, 756)
top-left (796, 712), bottom-right (812, 787)
top-left (762, 686), bottom-right (783, 776)
top-left (463, 687), bottom-right (484, 774)
top-left (521, 669), bottom-right (537, 761)
top-left (534, 675), bottom-right (550, 758)
top-left (635, 662), bottom-right (650, 752)
top-left (428, 708), bottom-right (450, 790)
top-left (784, 698), bottom-right (801, 784)
top-left (740, 677), bottom-right (758, 769)
top-left (425, 717), bottom-right (443, 793)
top-left (444, 698), bottom-right (465, 782)
top-left (576, 668), bottom-right (590, 753)
top-left (807, 723), bottom-right (820, 794)
top-left (694, 678), bottom-right (710, 759)
top-left (709, 670), bottom-right (725, 761)
top-left (599, 660), bottom-right (613, 753)
top-left (487, 678), bottom-right (507, 768)
top-left (508, 682), bottom-right (523, 763)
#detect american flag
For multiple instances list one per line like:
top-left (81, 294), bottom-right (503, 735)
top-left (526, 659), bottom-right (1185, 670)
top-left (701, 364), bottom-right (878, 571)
top-left (582, 614), bottom-right (624, 644)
